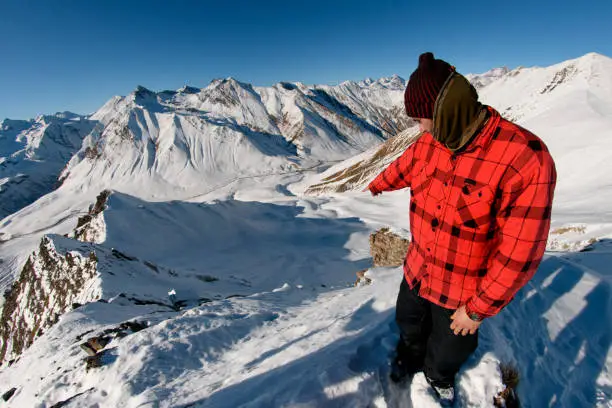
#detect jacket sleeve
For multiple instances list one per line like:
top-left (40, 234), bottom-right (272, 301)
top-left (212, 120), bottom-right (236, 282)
top-left (367, 144), bottom-right (417, 194)
top-left (466, 150), bottom-right (557, 318)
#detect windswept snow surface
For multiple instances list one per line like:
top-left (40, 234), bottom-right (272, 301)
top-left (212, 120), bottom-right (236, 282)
top-left (0, 186), bottom-right (610, 407)
top-left (0, 53), bottom-right (611, 407)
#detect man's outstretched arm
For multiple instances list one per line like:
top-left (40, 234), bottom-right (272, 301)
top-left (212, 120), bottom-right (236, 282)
top-left (367, 145), bottom-right (417, 195)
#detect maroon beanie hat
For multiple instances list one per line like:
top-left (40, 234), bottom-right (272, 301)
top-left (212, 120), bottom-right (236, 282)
top-left (404, 52), bottom-right (454, 119)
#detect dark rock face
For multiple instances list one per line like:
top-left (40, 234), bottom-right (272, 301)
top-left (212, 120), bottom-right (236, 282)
top-left (72, 190), bottom-right (111, 243)
top-left (0, 237), bottom-right (98, 365)
top-left (2, 387), bottom-right (17, 401)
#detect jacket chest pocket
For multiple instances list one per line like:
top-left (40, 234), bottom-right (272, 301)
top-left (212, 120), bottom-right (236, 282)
top-left (455, 182), bottom-right (494, 229)
top-left (411, 165), bottom-right (435, 200)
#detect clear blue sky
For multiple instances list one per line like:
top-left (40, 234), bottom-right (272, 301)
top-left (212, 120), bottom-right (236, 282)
top-left (1, 0), bottom-right (610, 120)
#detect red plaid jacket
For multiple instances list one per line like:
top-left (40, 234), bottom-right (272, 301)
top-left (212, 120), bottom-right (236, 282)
top-left (368, 107), bottom-right (556, 318)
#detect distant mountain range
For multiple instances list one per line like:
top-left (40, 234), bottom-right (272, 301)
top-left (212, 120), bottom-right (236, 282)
top-left (0, 75), bottom-right (410, 220)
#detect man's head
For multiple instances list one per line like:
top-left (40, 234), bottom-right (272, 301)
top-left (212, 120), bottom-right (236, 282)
top-left (415, 118), bottom-right (433, 133)
top-left (405, 52), bottom-right (486, 152)
top-left (404, 52), bottom-right (454, 130)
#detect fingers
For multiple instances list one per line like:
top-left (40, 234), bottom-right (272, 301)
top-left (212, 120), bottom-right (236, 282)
top-left (450, 310), bottom-right (457, 320)
top-left (454, 327), bottom-right (468, 336)
top-left (451, 321), bottom-right (476, 336)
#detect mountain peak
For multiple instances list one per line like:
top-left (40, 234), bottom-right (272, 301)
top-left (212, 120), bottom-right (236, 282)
top-left (351, 75), bottom-right (406, 90)
top-left (466, 67), bottom-right (511, 89)
top-left (52, 111), bottom-right (82, 120)
top-left (177, 85), bottom-right (200, 94)
top-left (378, 74), bottom-right (406, 88)
top-left (578, 51), bottom-right (611, 61)
top-left (276, 82), bottom-right (299, 91)
top-left (209, 77), bottom-right (242, 87)
top-left (134, 85), bottom-right (154, 96)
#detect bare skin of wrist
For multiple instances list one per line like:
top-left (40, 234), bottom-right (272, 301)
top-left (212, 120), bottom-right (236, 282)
top-left (450, 305), bottom-right (482, 335)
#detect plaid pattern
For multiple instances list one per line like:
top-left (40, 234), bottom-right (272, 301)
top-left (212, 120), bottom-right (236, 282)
top-left (368, 107), bottom-right (556, 318)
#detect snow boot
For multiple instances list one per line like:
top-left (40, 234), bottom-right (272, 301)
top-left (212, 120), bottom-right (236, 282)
top-left (431, 385), bottom-right (455, 406)
top-left (389, 355), bottom-right (420, 383)
top-left (426, 376), bottom-right (455, 407)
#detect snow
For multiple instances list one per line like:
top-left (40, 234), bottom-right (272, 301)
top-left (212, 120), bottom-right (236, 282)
top-left (0, 113), bottom-right (95, 219)
top-left (1, 189), bottom-right (610, 406)
top-left (0, 52), bottom-right (611, 407)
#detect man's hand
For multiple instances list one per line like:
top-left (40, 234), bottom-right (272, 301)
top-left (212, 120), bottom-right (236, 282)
top-left (450, 305), bottom-right (481, 336)
top-left (362, 186), bottom-right (380, 196)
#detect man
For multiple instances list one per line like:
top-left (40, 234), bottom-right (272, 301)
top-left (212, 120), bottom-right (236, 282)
top-left (366, 52), bottom-right (556, 405)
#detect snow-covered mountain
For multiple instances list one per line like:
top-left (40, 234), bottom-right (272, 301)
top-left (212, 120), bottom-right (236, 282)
top-left (1, 76), bottom-right (407, 224)
top-left (56, 76), bottom-right (407, 202)
top-left (0, 53), bottom-right (611, 408)
top-left (465, 67), bottom-right (511, 89)
top-left (0, 113), bottom-right (95, 219)
top-left (0, 76), bottom-right (407, 294)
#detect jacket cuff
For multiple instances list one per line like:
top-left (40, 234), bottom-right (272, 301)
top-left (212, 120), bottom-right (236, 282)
top-left (368, 182), bottom-right (380, 195)
top-left (465, 299), bottom-right (487, 321)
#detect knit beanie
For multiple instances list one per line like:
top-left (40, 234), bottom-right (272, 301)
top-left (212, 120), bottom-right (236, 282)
top-left (404, 52), bottom-right (454, 119)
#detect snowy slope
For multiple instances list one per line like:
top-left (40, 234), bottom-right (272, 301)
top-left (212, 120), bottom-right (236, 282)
top-left (0, 53), bottom-right (611, 408)
top-left (0, 190), bottom-right (610, 407)
top-left (0, 76), bottom-right (407, 294)
top-left (0, 113), bottom-right (95, 219)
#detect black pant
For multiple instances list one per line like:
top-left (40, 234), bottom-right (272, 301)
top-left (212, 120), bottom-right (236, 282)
top-left (395, 277), bottom-right (478, 387)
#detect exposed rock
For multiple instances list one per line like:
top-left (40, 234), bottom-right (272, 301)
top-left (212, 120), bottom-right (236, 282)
top-left (493, 362), bottom-right (520, 408)
top-left (82, 320), bottom-right (149, 343)
top-left (369, 228), bottom-right (410, 267)
top-left (196, 274), bottom-right (219, 283)
top-left (80, 336), bottom-right (111, 356)
top-left (80, 342), bottom-right (98, 357)
top-left (85, 352), bottom-right (106, 370)
top-left (111, 249), bottom-right (138, 262)
top-left (540, 65), bottom-right (577, 94)
top-left (0, 237), bottom-right (99, 365)
top-left (123, 295), bottom-right (173, 309)
top-left (354, 269), bottom-right (372, 286)
top-left (143, 261), bottom-right (159, 273)
top-left (88, 336), bottom-right (110, 351)
top-left (117, 320), bottom-right (147, 333)
top-left (71, 190), bottom-right (111, 243)
top-left (49, 388), bottom-right (95, 408)
top-left (2, 387), bottom-right (17, 401)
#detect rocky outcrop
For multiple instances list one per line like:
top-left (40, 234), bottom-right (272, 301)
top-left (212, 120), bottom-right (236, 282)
top-left (369, 228), bottom-right (410, 267)
top-left (70, 190), bottom-right (111, 243)
top-left (2, 387), bottom-right (17, 402)
top-left (0, 237), bottom-right (99, 365)
top-left (494, 362), bottom-right (520, 408)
